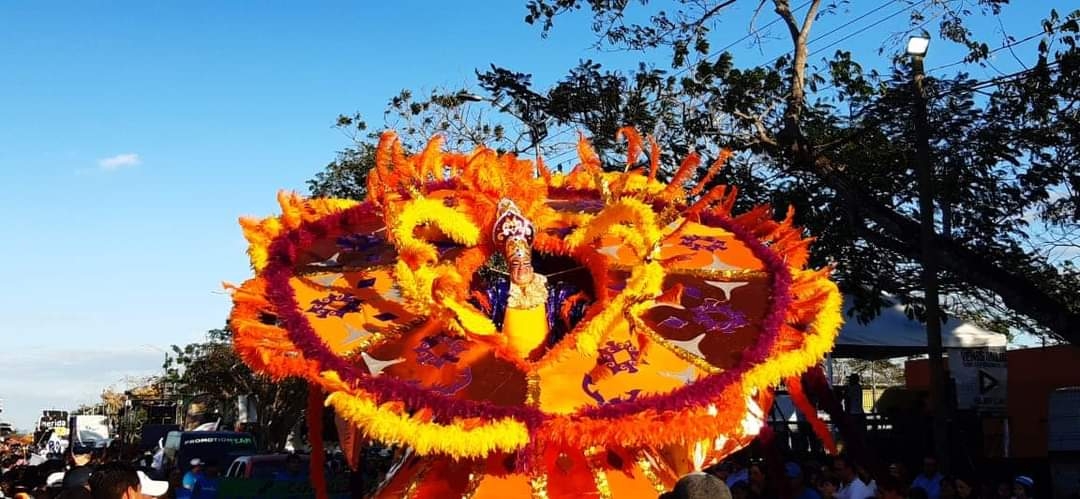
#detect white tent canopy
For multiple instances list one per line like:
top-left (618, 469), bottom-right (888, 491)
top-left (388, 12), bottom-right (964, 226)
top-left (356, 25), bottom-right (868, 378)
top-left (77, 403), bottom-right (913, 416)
top-left (831, 297), bottom-right (1007, 359)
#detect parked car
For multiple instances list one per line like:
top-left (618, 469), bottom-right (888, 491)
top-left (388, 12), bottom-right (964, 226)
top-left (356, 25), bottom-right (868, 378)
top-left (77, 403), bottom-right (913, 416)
top-left (225, 454), bottom-right (310, 480)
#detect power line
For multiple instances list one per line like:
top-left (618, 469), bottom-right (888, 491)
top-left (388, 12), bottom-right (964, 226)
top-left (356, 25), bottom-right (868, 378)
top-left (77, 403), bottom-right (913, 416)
top-left (540, 0), bottom-right (815, 166)
top-left (808, 0), bottom-right (927, 57)
top-left (671, 0), bottom-right (815, 79)
top-left (545, 0), bottom-right (921, 166)
top-left (756, 0), bottom-right (910, 68)
top-left (939, 59), bottom-right (1061, 95)
top-left (542, 6), bottom-right (1054, 167)
top-left (928, 29), bottom-right (1049, 73)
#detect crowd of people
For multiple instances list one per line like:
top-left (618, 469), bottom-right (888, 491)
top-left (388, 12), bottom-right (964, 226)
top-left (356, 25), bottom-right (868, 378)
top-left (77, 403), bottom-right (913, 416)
top-left (1, 437), bottom-right (366, 499)
top-left (4, 436), bottom-right (1068, 499)
top-left (660, 454), bottom-right (1047, 499)
top-left (1, 440), bottom-right (170, 499)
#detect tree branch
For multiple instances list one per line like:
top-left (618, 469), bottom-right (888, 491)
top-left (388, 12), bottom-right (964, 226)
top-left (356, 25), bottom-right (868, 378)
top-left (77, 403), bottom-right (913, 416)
top-left (694, 0), bottom-right (739, 29)
top-left (734, 98), bottom-right (782, 147)
top-left (831, 161), bottom-right (1080, 343)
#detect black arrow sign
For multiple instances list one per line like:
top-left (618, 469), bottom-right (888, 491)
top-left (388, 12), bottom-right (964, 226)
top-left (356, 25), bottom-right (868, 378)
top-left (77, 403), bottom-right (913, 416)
top-left (978, 370), bottom-right (1000, 394)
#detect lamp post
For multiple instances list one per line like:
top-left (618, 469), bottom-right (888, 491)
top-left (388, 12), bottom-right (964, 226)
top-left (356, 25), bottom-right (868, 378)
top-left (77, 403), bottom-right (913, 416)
top-left (908, 34), bottom-right (949, 469)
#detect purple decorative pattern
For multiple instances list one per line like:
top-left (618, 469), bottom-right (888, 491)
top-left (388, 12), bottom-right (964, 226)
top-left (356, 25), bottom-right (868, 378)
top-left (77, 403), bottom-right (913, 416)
top-left (660, 316), bottom-right (689, 329)
top-left (680, 234), bottom-right (727, 252)
top-left (307, 293), bottom-right (362, 319)
top-left (408, 368), bottom-right (473, 396)
top-left (335, 233), bottom-right (388, 263)
top-left (336, 233), bottom-right (382, 252)
top-left (557, 198), bottom-right (605, 213)
top-left (582, 374), bottom-right (644, 405)
top-left (597, 341), bottom-right (642, 374)
top-left (414, 333), bottom-right (468, 369)
top-left (544, 226), bottom-right (574, 238)
top-left (688, 298), bottom-right (749, 334)
top-left (433, 240), bottom-right (461, 257)
top-left (261, 197), bottom-right (793, 429)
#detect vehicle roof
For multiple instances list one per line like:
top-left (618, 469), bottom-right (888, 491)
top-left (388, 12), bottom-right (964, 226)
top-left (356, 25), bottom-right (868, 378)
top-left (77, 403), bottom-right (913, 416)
top-left (180, 431), bottom-right (251, 436)
top-left (235, 454), bottom-right (309, 463)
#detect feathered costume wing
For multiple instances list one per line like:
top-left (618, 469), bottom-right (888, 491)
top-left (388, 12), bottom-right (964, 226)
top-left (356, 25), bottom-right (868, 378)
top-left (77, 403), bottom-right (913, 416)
top-left (229, 129), bottom-right (842, 498)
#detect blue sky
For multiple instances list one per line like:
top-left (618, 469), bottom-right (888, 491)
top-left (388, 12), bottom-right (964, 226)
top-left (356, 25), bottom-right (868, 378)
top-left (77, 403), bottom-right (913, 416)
top-left (0, 1), bottom-right (1055, 430)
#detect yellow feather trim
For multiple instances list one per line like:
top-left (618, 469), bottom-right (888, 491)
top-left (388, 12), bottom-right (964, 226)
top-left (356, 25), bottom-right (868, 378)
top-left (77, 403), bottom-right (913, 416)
top-left (392, 197), bottom-right (480, 268)
top-left (741, 273), bottom-right (843, 396)
top-left (443, 298), bottom-right (498, 336)
top-left (323, 388), bottom-right (530, 459)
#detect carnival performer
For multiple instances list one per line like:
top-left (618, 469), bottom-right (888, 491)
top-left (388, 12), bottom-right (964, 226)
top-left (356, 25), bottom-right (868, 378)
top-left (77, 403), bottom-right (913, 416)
top-left (228, 128), bottom-right (844, 498)
top-left (473, 198), bottom-right (592, 359)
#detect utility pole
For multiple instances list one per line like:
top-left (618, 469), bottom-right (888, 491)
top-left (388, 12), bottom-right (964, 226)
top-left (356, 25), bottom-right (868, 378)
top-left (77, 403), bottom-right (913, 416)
top-left (908, 34), bottom-right (950, 470)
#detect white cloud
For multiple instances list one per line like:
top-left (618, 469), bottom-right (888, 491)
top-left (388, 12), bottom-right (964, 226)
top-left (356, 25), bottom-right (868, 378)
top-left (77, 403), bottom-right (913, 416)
top-left (97, 153), bottom-right (141, 171)
top-left (0, 347), bottom-right (164, 431)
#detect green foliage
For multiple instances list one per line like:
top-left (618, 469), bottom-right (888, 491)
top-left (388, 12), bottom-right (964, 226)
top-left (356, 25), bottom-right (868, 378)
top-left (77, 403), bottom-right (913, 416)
top-left (509, 1), bottom-right (1080, 343)
top-left (307, 142), bottom-right (376, 200)
top-left (306, 89), bottom-right (537, 200)
top-left (163, 328), bottom-right (307, 450)
top-left (307, 1), bottom-right (1080, 344)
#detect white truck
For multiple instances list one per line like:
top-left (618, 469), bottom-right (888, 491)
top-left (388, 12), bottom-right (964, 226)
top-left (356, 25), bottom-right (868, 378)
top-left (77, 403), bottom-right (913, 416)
top-left (68, 414), bottom-right (111, 454)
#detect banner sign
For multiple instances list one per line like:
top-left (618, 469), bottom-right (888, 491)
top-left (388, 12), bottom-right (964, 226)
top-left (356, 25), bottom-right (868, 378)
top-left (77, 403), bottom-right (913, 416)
top-left (948, 347), bottom-right (1007, 414)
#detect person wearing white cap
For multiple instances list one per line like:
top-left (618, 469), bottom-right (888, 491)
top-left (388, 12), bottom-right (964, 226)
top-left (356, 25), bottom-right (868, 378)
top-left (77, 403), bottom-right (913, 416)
top-left (181, 459), bottom-right (204, 492)
top-left (137, 471), bottom-right (170, 498)
top-left (87, 462), bottom-right (169, 498)
top-left (1013, 476), bottom-right (1034, 499)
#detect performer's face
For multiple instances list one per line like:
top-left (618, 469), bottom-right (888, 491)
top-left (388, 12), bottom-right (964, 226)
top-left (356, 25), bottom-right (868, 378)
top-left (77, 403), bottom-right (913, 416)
top-left (506, 240), bottom-right (534, 286)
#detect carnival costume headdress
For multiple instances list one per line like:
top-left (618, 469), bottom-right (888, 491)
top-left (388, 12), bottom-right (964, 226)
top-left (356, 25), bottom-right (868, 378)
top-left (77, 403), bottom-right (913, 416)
top-left (229, 128), bottom-right (843, 498)
top-left (493, 198), bottom-right (534, 261)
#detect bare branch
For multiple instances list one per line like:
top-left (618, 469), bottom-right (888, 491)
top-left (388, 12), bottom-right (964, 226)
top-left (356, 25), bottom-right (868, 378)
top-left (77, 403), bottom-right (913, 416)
top-left (773, 0), bottom-right (802, 42)
top-left (733, 109), bottom-right (779, 147)
top-left (749, 0), bottom-right (770, 34)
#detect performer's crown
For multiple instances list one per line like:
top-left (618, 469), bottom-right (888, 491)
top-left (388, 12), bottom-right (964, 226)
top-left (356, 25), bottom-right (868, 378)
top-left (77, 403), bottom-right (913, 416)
top-left (493, 198), bottom-right (534, 248)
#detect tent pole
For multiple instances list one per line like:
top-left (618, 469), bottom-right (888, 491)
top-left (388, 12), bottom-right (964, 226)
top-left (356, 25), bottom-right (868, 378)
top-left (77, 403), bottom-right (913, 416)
top-left (826, 353), bottom-right (834, 385)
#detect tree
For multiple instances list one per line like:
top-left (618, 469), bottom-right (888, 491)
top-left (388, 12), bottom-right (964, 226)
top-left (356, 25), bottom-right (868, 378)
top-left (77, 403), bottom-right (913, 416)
top-left (306, 2), bottom-right (1080, 347)
top-left (513, 1), bottom-right (1080, 344)
top-left (163, 328), bottom-right (307, 451)
top-left (308, 88), bottom-right (544, 198)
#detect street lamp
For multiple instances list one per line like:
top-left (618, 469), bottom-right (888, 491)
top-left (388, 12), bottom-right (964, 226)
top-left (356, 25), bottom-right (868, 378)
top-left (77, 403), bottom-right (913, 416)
top-left (906, 34), bottom-right (930, 57)
top-left (908, 33), bottom-right (949, 469)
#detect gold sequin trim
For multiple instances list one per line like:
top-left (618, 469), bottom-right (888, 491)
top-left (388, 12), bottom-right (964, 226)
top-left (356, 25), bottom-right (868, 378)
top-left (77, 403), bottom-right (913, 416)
top-left (529, 473), bottom-right (550, 499)
top-left (636, 453), bottom-right (668, 495)
top-left (584, 447), bottom-right (613, 499)
top-left (297, 263), bottom-right (396, 276)
top-left (626, 310), bottom-right (721, 375)
top-left (607, 263), bottom-right (768, 281)
top-left (525, 372), bottom-right (542, 406)
top-left (402, 459), bottom-right (431, 499)
top-left (460, 463), bottom-right (483, 499)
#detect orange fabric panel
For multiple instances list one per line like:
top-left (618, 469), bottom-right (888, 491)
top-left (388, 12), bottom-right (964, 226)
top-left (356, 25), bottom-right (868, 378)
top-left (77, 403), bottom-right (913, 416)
top-left (504, 304), bottom-right (550, 359)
